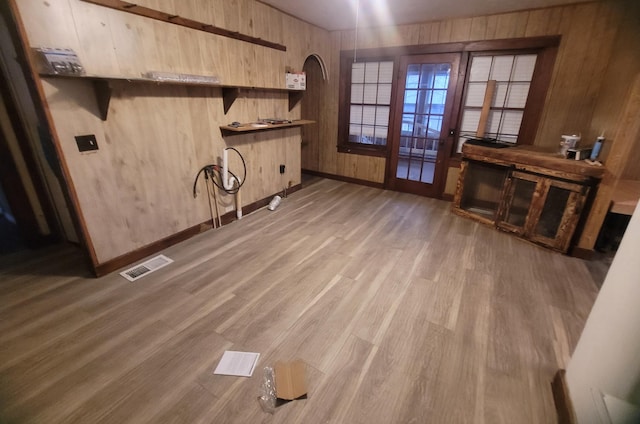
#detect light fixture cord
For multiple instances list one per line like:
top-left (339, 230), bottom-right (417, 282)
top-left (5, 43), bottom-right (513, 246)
top-left (354, 0), bottom-right (360, 63)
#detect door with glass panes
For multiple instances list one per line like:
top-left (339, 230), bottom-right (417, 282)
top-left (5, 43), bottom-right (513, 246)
top-left (387, 53), bottom-right (460, 197)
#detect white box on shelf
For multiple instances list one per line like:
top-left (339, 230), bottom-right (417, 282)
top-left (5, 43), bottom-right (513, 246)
top-left (286, 72), bottom-right (306, 90)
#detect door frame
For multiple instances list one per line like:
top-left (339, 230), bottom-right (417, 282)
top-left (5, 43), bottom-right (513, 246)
top-left (386, 52), bottom-right (462, 198)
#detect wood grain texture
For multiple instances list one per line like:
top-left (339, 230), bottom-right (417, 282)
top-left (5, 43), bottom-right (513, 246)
top-left (13, 0), bottom-right (331, 269)
top-left (321, 0), bottom-right (638, 193)
top-left (0, 178), bottom-right (599, 423)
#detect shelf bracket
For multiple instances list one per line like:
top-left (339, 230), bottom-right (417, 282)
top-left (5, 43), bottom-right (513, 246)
top-left (288, 91), bottom-right (304, 112)
top-left (92, 79), bottom-right (112, 121)
top-left (222, 87), bottom-right (240, 115)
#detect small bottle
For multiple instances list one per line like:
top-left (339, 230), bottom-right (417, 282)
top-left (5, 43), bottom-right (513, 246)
top-left (267, 195), bottom-right (281, 211)
top-left (589, 136), bottom-right (605, 161)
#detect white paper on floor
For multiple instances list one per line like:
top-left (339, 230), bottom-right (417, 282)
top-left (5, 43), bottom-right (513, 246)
top-left (213, 351), bottom-right (260, 377)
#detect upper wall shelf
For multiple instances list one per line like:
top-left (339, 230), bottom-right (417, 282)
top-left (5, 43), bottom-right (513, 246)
top-left (40, 73), bottom-right (305, 120)
top-left (220, 120), bottom-right (315, 136)
top-left (80, 0), bottom-right (286, 51)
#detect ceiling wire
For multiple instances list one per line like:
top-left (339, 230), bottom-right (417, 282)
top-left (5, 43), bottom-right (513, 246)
top-left (354, 0), bottom-right (360, 62)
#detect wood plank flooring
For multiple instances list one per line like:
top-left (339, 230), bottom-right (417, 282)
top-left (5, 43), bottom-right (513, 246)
top-left (0, 178), bottom-right (600, 423)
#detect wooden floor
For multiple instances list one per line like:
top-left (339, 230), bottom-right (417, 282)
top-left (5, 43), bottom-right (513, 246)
top-left (0, 179), bottom-right (600, 423)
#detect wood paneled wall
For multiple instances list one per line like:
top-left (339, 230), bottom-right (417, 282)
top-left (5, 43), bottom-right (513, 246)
top-left (13, 0), bottom-right (331, 268)
top-left (317, 0), bottom-right (640, 195)
top-left (12, 0), bottom-right (639, 267)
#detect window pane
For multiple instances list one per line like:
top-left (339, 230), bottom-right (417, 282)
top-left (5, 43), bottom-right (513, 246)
top-left (404, 90), bottom-right (417, 113)
top-left (465, 82), bottom-right (487, 107)
top-left (415, 115), bottom-right (429, 137)
top-left (428, 115), bottom-right (443, 137)
top-left (374, 126), bottom-right (388, 139)
top-left (351, 84), bottom-right (364, 103)
top-left (500, 110), bottom-right (523, 135)
top-left (493, 82), bottom-right (509, 107)
top-left (513, 55), bottom-right (537, 81)
top-left (469, 56), bottom-right (492, 81)
top-left (347, 60), bottom-right (392, 148)
top-left (365, 62), bottom-right (379, 83)
top-left (376, 106), bottom-right (390, 126)
top-left (377, 83), bottom-right (391, 104)
top-left (490, 55), bottom-right (514, 81)
top-left (487, 111), bottom-right (502, 134)
top-left (362, 106), bottom-right (376, 125)
top-left (361, 126), bottom-right (376, 141)
top-left (419, 64), bottom-right (436, 89)
top-left (506, 82), bottom-right (530, 108)
top-left (350, 105), bottom-right (363, 124)
top-left (461, 109), bottom-right (481, 133)
top-left (402, 113), bottom-right (414, 135)
top-left (379, 61), bottom-right (394, 83)
top-left (363, 83), bottom-right (378, 103)
top-left (431, 89), bottom-right (447, 110)
top-left (460, 53), bottom-right (539, 146)
top-left (352, 63), bottom-right (365, 83)
top-left (406, 65), bottom-right (420, 88)
top-left (434, 69), bottom-right (450, 88)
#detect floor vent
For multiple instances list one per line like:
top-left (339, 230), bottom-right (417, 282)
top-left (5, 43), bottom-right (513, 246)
top-left (120, 254), bottom-right (174, 282)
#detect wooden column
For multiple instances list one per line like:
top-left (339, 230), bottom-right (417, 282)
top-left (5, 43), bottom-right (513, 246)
top-left (575, 73), bottom-right (640, 255)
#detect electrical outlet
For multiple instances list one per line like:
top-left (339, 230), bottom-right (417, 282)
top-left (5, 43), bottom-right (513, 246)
top-left (280, 164), bottom-right (285, 174)
top-left (75, 134), bottom-right (98, 152)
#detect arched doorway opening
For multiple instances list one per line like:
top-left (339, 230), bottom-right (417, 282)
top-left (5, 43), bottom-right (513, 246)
top-left (301, 54), bottom-right (327, 173)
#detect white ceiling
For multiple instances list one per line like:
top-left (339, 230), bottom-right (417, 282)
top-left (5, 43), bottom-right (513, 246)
top-left (259, 0), bottom-right (592, 31)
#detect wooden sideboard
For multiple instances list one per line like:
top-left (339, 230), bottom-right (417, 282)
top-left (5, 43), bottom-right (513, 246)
top-left (453, 143), bottom-right (605, 253)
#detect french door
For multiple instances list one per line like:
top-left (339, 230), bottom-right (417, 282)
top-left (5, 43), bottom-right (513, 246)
top-left (387, 53), bottom-right (460, 197)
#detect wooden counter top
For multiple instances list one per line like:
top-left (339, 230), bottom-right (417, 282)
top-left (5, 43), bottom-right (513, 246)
top-left (462, 143), bottom-right (605, 180)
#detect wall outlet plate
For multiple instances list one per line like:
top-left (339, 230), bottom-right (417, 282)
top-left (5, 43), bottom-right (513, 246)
top-left (75, 134), bottom-right (98, 152)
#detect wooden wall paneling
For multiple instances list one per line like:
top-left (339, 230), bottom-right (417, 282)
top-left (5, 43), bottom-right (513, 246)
top-left (493, 12), bottom-right (529, 40)
top-left (68, 1), bottom-right (120, 75)
top-left (104, 7), bottom-right (148, 76)
top-left (574, 1), bottom-right (619, 141)
top-left (576, 74), bottom-right (640, 252)
top-left (417, 22), bottom-right (434, 44)
top-left (154, 18), bottom-right (184, 73)
top-left (13, 0), bottom-right (331, 269)
top-left (176, 24), bottom-right (206, 75)
top-left (317, 32), bottom-right (341, 177)
top-left (483, 15), bottom-right (499, 40)
top-left (469, 16), bottom-right (489, 41)
top-left (396, 25), bottom-right (421, 47)
top-left (588, 0), bottom-right (640, 166)
top-left (544, 6), bottom-right (564, 35)
top-left (437, 20), bottom-right (453, 43)
top-left (15, 0), bottom-right (81, 55)
top-left (40, 79), bottom-right (121, 262)
top-left (444, 166), bottom-right (460, 196)
top-left (450, 18), bottom-right (473, 42)
top-left (524, 8), bottom-right (556, 38)
top-left (534, 4), bottom-right (600, 150)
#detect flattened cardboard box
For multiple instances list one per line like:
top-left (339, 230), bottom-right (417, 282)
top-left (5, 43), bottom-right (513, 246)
top-left (274, 359), bottom-right (307, 400)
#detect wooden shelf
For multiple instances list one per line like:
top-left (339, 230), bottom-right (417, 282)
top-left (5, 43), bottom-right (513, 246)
top-left (220, 120), bottom-right (314, 136)
top-left (40, 73), bottom-right (305, 120)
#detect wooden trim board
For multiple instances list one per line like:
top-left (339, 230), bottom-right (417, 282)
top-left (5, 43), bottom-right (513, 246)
top-left (551, 369), bottom-right (577, 424)
top-left (302, 169), bottom-right (384, 189)
top-left (80, 0), bottom-right (287, 51)
top-left (94, 184), bottom-right (302, 277)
